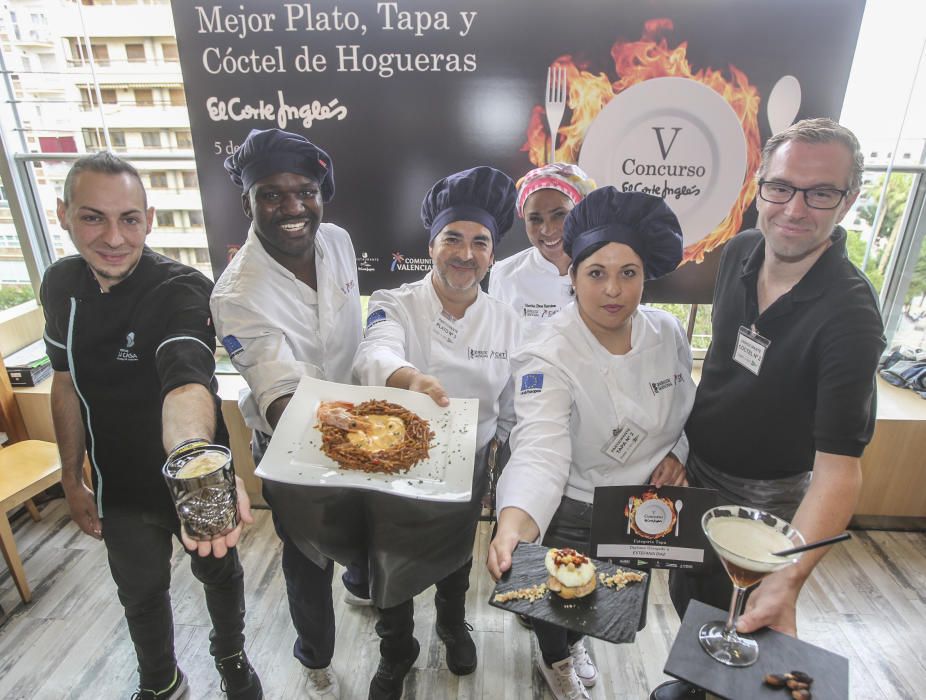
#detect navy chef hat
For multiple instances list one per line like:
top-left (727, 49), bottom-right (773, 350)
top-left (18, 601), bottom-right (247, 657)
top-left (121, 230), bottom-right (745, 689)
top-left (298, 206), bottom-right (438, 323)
top-left (420, 166), bottom-right (516, 245)
top-left (563, 187), bottom-right (683, 280)
top-left (224, 128), bottom-right (335, 202)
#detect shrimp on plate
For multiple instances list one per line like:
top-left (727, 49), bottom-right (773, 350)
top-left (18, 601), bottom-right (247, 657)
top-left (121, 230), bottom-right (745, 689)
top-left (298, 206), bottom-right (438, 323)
top-left (316, 401), bottom-right (374, 431)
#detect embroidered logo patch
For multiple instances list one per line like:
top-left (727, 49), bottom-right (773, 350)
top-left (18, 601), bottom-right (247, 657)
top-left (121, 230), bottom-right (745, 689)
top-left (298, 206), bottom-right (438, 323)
top-left (221, 334), bottom-right (244, 358)
top-left (520, 373), bottom-right (544, 394)
top-left (468, 347), bottom-right (508, 360)
top-left (649, 377), bottom-right (674, 396)
top-left (366, 309), bottom-right (386, 328)
top-left (116, 330), bottom-right (138, 361)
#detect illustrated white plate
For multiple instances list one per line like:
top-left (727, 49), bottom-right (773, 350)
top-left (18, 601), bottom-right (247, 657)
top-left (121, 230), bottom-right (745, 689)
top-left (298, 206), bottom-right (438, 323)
top-left (256, 376), bottom-right (479, 502)
top-left (578, 77), bottom-right (747, 248)
top-left (633, 498), bottom-right (674, 536)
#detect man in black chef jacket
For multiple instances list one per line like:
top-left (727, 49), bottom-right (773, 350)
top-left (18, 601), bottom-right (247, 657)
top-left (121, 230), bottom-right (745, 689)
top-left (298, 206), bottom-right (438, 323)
top-left (41, 151), bottom-right (262, 700)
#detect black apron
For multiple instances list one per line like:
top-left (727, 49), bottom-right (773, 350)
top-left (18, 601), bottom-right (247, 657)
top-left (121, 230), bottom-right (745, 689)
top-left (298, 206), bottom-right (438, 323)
top-left (259, 430), bottom-right (489, 608)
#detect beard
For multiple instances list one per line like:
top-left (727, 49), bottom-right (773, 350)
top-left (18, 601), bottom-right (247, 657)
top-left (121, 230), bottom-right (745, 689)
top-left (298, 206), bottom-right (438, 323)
top-left (433, 259), bottom-right (481, 292)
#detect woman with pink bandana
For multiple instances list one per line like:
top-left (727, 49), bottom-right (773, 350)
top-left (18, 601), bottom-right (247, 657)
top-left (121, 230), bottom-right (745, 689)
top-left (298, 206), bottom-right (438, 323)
top-left (489, 163), bottom-right (596, 324)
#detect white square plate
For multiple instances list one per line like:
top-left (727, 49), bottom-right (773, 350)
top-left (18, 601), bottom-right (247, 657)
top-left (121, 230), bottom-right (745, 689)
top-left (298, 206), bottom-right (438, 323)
top-left (255, 376), bottom-right (479, 502)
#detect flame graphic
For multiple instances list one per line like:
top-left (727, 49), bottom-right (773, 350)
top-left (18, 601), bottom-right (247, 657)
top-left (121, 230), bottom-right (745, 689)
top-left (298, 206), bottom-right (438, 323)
top-left (524, 19), bottom-right (761, 264)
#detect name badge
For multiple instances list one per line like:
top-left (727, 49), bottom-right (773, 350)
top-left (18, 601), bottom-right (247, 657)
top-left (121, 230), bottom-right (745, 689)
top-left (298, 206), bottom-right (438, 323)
top-left (432, 311), bottom-right (459, 345)
top-left (733, 325), bottom-right (770, 375)
top-left (602, 419), bottom-right (648, 464)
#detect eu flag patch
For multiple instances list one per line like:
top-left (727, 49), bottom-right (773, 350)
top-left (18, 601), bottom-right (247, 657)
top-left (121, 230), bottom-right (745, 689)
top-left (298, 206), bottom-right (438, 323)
top-left (221, 335), bottom-right (243, 358)
top-left (520, 373), bottom-right (544, 394)
top-left (366, 309), bottom-right (387, 328)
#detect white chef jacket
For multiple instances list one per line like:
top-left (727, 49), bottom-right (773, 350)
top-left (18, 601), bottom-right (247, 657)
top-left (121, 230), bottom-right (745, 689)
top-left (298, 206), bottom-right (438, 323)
top-left (488, 247), bottom-right (574, 325)
top-left (496, 302), bottom-right (695, 538)
top-left (353, 271), bottom-right (520, 451)
top-left (211, 223), bottom-right (362, 434)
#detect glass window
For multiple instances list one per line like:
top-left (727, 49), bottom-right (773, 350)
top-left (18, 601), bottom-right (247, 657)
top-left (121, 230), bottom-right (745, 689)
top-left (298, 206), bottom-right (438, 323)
top-left (0, 3), bottom-right (219, 296)
top-left (90, 43), bottom-right (109, 65)
top-left (67, 38), bottom-right (83, 63)
top-left (647, 304), bottom-right (713, 351)
top-left (141, 131), bottom-right (161, 148)
top-left (0, 172), bottom-right (36, 311)
top-left (125, 43), bottom-right (146, 62)
top-left (890, 237), bottom-right (926, 349)
top-left (134, 88), bottom-right (153, 106)
top-left (844, 172), bottom-right (915, 296)
top-left (82, 128), bottom-right (100, 149)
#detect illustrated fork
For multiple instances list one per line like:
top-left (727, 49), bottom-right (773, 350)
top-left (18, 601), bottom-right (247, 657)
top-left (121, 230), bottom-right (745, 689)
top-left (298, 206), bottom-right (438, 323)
top-left (545, 65), bottom-right (567, 164)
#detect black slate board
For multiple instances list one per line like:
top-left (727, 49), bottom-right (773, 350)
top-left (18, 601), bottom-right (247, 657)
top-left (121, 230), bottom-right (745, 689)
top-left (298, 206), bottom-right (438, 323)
top-left (488, 542), bottom-right (648, 644)
top-left (664, 600), bottom-right (849, 700)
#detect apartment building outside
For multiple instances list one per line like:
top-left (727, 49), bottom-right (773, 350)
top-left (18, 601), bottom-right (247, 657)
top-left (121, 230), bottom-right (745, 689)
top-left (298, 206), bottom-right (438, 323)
top-left (0, 0), bottom-right (210, 295)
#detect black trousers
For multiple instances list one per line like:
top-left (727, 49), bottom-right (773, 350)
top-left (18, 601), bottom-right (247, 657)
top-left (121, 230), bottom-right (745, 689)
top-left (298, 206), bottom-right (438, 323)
top-left (271, 510), bottom-right (337, 669)
top-left (255, 430), bottom-right (337, 669)
top-left (376, 558), bottom-right (473, 662)
top-left (102, 506), bottom-right (246, 689)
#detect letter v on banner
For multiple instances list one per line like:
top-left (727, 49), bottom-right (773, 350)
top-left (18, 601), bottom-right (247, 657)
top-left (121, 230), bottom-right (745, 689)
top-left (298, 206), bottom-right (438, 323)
top-left (652, 126), bottom-right (682, 160)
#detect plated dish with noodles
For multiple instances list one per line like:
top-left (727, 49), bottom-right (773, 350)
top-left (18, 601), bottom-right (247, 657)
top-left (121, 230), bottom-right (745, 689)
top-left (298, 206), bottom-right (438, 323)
top-left (256, 376), bottom-right (479, 502)
top-left (315, 399), bottom-right (434, 475)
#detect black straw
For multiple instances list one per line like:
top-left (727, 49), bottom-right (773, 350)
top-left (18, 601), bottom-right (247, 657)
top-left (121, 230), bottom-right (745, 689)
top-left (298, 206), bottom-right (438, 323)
top-left (772, 532), bottom-right (852, 557)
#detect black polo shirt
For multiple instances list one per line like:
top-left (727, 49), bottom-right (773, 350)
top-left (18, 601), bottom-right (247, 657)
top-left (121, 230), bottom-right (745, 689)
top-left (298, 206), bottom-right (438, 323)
top-left (41, 248), bottom-right (228, 517)
top-left (686, 227), bottom-right (885, 479)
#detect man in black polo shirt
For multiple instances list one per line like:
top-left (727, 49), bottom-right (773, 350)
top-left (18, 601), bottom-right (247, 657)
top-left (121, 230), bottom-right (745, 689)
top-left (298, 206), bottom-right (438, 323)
top-left (41, 152), bottom-right (262, 700)
top-left (654, 119), bottom-right (885, 700)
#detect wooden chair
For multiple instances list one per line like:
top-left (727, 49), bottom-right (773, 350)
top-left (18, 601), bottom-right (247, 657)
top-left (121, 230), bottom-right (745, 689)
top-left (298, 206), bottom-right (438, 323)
top-left (0, 350), bottom-right (62, 604)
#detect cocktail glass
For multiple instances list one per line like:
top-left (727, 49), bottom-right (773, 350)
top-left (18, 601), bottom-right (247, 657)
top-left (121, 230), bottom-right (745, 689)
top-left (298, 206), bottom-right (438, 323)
top-left (699, 505), bottom-right (804, 667)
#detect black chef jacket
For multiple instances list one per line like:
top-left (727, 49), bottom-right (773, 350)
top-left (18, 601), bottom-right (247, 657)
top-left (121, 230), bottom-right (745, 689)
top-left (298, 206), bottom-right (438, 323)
top-left (41, 248), bottom-right (227, 517)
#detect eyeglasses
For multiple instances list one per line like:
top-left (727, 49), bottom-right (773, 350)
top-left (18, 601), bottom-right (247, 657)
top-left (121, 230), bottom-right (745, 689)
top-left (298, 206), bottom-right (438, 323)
top-left (757, 180), bottom-right (849, 210)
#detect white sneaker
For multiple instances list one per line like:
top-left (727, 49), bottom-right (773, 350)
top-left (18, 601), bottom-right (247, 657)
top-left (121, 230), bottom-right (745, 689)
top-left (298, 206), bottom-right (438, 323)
top-left (568, 639), bottom-right (598, 687)
top-left (537, 657), bottom-right (590, 700)
top-left (342, 589), bottom-right (374, 607)
top-left (301, 665), bottom-right (340, 699)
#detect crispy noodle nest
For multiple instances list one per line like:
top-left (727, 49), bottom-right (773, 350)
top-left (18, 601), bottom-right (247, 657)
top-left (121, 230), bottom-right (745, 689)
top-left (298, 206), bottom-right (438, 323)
top-left (316, 400), bottom-right (435, 475)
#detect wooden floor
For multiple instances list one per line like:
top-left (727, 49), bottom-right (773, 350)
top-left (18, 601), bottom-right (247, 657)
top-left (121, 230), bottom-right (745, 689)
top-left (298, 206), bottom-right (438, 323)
top-left (1, 500), bottom-right (925, 699)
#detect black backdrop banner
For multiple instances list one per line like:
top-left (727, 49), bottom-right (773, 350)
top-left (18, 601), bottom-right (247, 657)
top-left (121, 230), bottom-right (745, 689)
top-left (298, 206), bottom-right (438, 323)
top-left (170, 0), bottom-right (865, 302)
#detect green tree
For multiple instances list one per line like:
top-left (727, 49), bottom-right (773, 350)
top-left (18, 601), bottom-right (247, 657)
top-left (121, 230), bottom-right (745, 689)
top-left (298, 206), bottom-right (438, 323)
top-left (904, 238), bottom-right (926, 306)
top-left (648, 303), bottom-right (713, 350)
top-left (844, 228), bottom-right (884, 292)
top-left (0, 284), bottom-right (35, 311)
top-left (857, 173), bottom-right (913, 242)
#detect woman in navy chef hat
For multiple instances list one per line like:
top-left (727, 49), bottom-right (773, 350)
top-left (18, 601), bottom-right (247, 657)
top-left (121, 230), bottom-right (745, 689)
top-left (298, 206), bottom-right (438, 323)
top-left (487, 187), bottom-right (696, 700)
